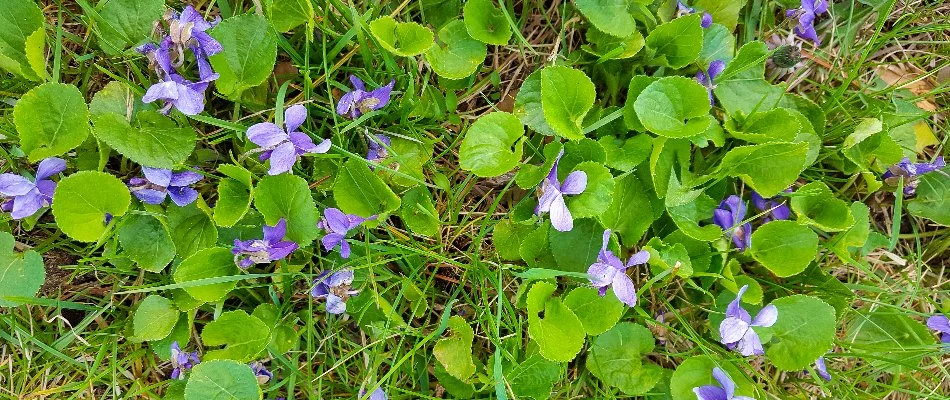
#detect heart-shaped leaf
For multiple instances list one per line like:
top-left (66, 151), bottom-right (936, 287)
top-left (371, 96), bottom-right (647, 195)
top-left (369, 16), bottom-right (434, 57)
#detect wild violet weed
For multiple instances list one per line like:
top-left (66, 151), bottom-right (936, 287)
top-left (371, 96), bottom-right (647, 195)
top-left (535, 149), bottom-right (587, 232)
top-left (247, 104), bottom-right (332, 175)
top-left (0, 157), bottom-right (65, 219)
top-left (587, 229), bottom-right (648, 307)
top-left (231, 218), bottom-right (299, 268)
top-left (719, 285), bottom-right (778, 356)
top-left (128, 167), bottom-right (202, 206)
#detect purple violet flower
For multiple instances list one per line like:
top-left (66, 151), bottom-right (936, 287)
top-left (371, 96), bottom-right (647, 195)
top-left (128, 167), bottom-right (202, 206)
top-left (139, 38), bottom-right (218, 116)
top-left (785, 0), bottom-right (829, 45)
top-left (163, 6), bottom-right (223, 65)
top-left (0, 157), bottom-right (65, 220)
top-left (676, 0), bottom-right (713, 28)
top-left (696, 60), bottom-right (726, 106)
top-left (927, 314), bottom-right (950, 345)
top-left (318, 208), bottom-right (377, 259)
top-left (367, 134), bottom-right (392, 167)
top-left (750, 190), bottom-right (791, 222)
top-left (250, 361), bottom-right (273, 385)
top-left (231, 218), bottom-right (299, 269)
top-left (719, 285), bottom-right (778, 356)
top-left (713, 195), bottom-right (752, 251)
top-left (247, 104), bottom-right (332, 175)
top-left (358, 387), bottom-right (387, 400)
top-left (170, 341), bottom-right (200, 380)
top-left (693, 367), bottom-right (754, 400)
top-left (587, 229), bottom-right (648, 307)
top-left (336, 76), bottom-right (395, 119)
top-left (535, 150), bottom-right (587, 232)
top-left (311, 269), bottom-right (359, 314)
top-left (883, 156), bottom-right (946, 196)
top-left (813, 356), bottom-right (832, 381)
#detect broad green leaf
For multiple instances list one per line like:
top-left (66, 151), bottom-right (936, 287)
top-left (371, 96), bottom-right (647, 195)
top-left (433, 363), bottom-right (476, 397)
top-left (563, 287), bottom-right (624, 335)
top-left (0, 232), bottom-right (45, 307)
top-left (420, 0), bottom-right (462, 29)
top-left (424, 19), bottom-right (486, 79)
top-left (527, 281), bottom-right (586, 362)
top-left (52, 172), bottom-right (131, 242)
top-left (644, 240), bottom-right (693, 278)
top-left (459, 111), bottom-right (525, 177)
top-left (599, 134), bottom-right (651, 172)
top-left (725, 108), bottom-right (800, 143)
top-left (214, 178), bottom-right (253, 227)
top-left (513, 69), bottom-right (556, 135)
top-left (494, 219), bottom-right (536, 260)
top-left (582, 28), bottom-right (644, 60)
top-left (558, 138), bottom-right (606, 173)
top-left (599, 173), bottom-right (659, 245)
top-left (0, 0), bottom-right (45, 80)
top-left (173, 247), bottom-right (241, 302)
top-left (463, 0), bottom-right (512, 45)
top-left (697, 23), bottom-right (735, 66)
top-left (332, 159), bottom-right (402, 217)
top-left (695, 0), bottom-right (748, 31)
top-left (379, 135), bottom-right (434, 188)
top-left (92, 111), bottom-right (198, 170)
top-left (766, 295), bottom-right (837, 371)
top-left (130, 295), bottom-right (179, 342)
top-left (790, 182), bottom-right (855, 231)
top-left (831, 202), bottom-right (870, 263)
top-left (154, 312), bottom-right (194, 360)
top-left (719, 142), bottom-right (808, 197)
top-left (263, 0), bottom-right (314, 33)
top-left (586, 322), bottom-right (662, 395)
top-left (254, 174), bottom-right (319, 246)
top-left (399, 186), bottom-right (440, 236)
top-left (634, 77), bottom-right (711, 138)
top-left (184, 360), bottom-right (262, 400)
top-left (433, 316), bottom-right (477, 380)
top-left (541, 66), bottom-right (596, 140)
top-left (667, 193), bottom-right (723, 242)
top-left (506, 354), bottom-right (561, 399)
top-left (713, 41), bottom-right (784, 116)
top-left (89, 81), bottom-right (147, 118)
top-left (566, 162), bottom-right (615, 219)
top-left (208, 14), bottom-right (278, 99)
top-left (645, 14), bottom-right (704, 69)
top-left (168, 203), bottom-right (218, 258)
top-left (520, 223), bottom-right (557, 268)
top-left (369, 16), bottom-right (434, 57)
top-left (218, 164), bottom-right (254, 187)
top-left (202, 310), bottom-right (271, 362)
top-left (907, 168), bottom-right (950, 226)
top-left (575, 0), bottom-right (636, 38)
top-left (95, 0), bottom-right (164, 55)
top-left (749, 220), bottom-right (818, 277)
top-left (118, 213), bottom-right (177, 273)
top-left (842, 118), bottom-right (901, 172)
top-left (669, 356), bottom-right (756, 400)
top-left (549, 218), bottom-right (603, 273)
top-left (14, 83), bottom-right (90, 162)
top-left (649, 137), bottom-right (692, 200)
top-left (515, 142), bottom-right (562, 189)
top-left (845, 310), bottom-right (935, 374)
top-left (623, 75), bottom-right (658, 132)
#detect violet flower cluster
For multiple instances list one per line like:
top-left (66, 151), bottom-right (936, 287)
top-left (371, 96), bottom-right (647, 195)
top-left (250, 361), bottom-right (273, 385)
top-left (713, 190), bottom-right (791, 251)
top-left (676, 0), bottom-right (713, 28)
top-left (231, 218), bottom-right (299, 268)
top-left (786, 0), bottom-right (829, 45)
top-left (318, 207), bottom-right (377, 259)
top-left (128, 167), bottom-right (202, 206)
top-left (170, 341), bottom-right (200, 379)
top-left (535, 150), bottom-right (587, 232)
top-left (311, 269), bottom-right (360, 314)
top-left (587, 229), bottom-right (648, 307)
top-left (247, 104), bottom-right (331, 175)
top-left (0, 157), bottom-right (65, 219)
top-left (336, 76), bottom-right (395, 119)
top-left (883, 156), bottom-right (945, 196)
top-left (696, 60), bottom-right (726, 106)
top-left (719, 285), bottom-right (778, 356)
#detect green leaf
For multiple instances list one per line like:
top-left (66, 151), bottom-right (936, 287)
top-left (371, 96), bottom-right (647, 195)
top-left (214, 178), bottom-right (253, 228)
top-left (14, 83), bottom-right (90, 162)
top-left (433, 316), bottom-right (477, 380)
top-left (154, 311), bottom-right (194, 360)
top-left (168, 203), bottom-right (218, 258)
top-left (695, 0), bottom-right (748, 31)
top-left (378, 135), bottom-right (433, 188)
top-left (118, 213), bottom-right (177, 273)
top-left (254, 174), bottom-right (319, 246)
top-left (332, 159), bottom-right (402, 217)
top-left (263, 0), bottom-right (314, 33)
top-left (719, 142), bottom-right (808, 197)
top-left (95, 0), bottom-right (164, 55)
top-left (725, 108), bottom-right (800, 143)
top-left (130, 295), bottom-right (179, 342)
top-left (459, 111), bottom-right (525, 177)
top-left (208, 14), bottom-right (278, 99)
top-left (506, 354), bottom-right (561, 399)
top-left (493, 219), bottom-right (536, 261)
top-left (51, 172), bottom-right (131, 242)
top-left (433, 363), bottom-right (476, 397)
top-left (623, 75), bottom-right (658, 132)
top-left (634, 77), bottom-right (711, 138)
top-left (526, 282), bottom-right (586, 362)
top-left (549, 218), bottom-right (603, 273)
top-left (184, 360), bottom-right (262, 400)
top-left (566, 161), bottom-right (615, 219)
top-left (173, 247), bottom-right (241, 303)
top-left (669, 356), bottom-right (756, 400)
top-left (513, 69), bottom-right (556, 136)
top-left (0, 232), bottom-right (45, 307)
top-left (831, 202), bottom-right (871, 263)
top-left (399, 186), bottom-right (440, 236)
top-left (575, 0), bottom-right (636, 38)
top-left (599, 134), bottom-right (651, 172)
top-left (845, 310), bottom-right (935, 374)
top-left (766, 295), bottom-right (837, 371)
top-left (520, 223), bottom-right (557, 269)
top-left (697, 23), bottom-right (735, 66)
top-left (563, 287), bottom-right (624, 335)
top-left (749, 220), bottom-right (818, 277)
top-left (541, 66), bottom-right (596, 141)
top-left (790, 182), bottom-right (855, 231)
top-left (463, 0), bottom-right (512, 45)
top-left (202, 310), bottom-right (271, 362)
top-left (645, 14), bottom-right (704, 69)
top-left (587, 322), bottom-right (662, 395)
top-left (92, 111), bottom-right (198, 170)
top-left (424, 19), bottom-right (486, 79)
top-left (369, 16), bottom-right (434, 57)
top-left (907, 167), bottom-right (950, 226)
top-left (667, 193), bottom-right (722, 242)
top-left (0, 0), bottom-right (45, 80)
top-left (599, 173), bottom-right (660, 245)
top-left (582, 28), bottom-right (644, 60)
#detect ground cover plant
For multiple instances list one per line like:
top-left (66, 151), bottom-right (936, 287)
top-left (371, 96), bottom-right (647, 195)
top-left (0, 0), bottom-right (948, 398)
